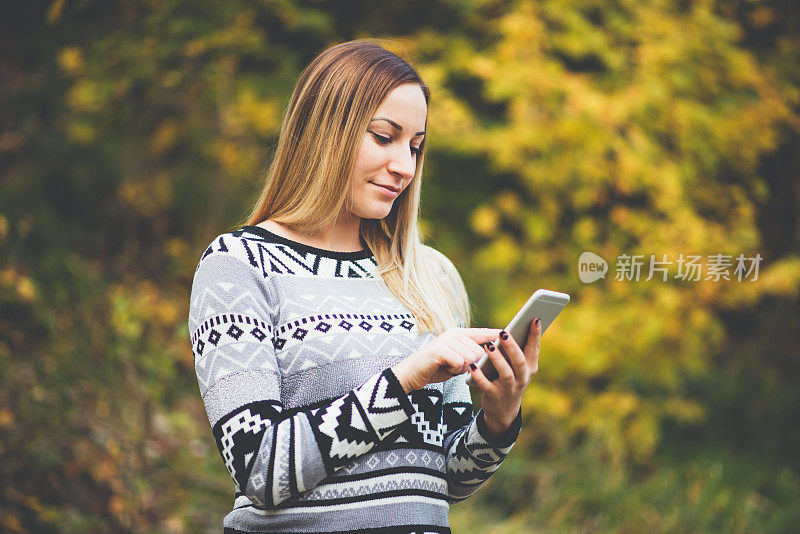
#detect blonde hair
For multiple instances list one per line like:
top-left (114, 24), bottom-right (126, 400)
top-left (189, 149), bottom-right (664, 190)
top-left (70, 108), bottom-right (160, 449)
top-left (237, 39), bottom-right (470, 334)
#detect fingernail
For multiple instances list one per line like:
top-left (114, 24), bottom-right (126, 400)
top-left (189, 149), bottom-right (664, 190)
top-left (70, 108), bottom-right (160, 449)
top-left (488, 344), bottom-right (495, 351)
top-left (534, 317), bottom-right (540, 326)
top-left (500, 330), bottom-right (508, 340)
top-left (469, 363), bottom-right (476, 371)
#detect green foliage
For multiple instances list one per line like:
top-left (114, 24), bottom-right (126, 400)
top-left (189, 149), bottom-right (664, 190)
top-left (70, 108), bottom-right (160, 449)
top-left (1, 0), bottom-right (798, 532)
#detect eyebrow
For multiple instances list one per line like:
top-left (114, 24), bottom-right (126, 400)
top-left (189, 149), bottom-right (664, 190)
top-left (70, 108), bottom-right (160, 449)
top-left (370, 117), bottom-right (425, 137)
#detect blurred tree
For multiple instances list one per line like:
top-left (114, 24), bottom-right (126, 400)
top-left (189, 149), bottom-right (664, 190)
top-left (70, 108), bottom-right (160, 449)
top-left (414, 0), bottom-right (800, 529)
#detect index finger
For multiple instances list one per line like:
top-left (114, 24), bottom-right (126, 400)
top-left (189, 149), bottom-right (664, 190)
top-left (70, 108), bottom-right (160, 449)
top-left (462, 328), bottom-right (503, 344)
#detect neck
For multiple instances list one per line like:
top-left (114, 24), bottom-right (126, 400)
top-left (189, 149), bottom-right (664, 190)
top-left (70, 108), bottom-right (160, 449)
top-left (306, 211), bottom-right (364, 252)
top-left (261, 210), bottom-right (365, 252)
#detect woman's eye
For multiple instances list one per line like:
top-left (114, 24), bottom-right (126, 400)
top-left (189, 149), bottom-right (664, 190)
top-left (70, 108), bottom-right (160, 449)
top-left (371, 133), bottom-right (391, 144)
top-left (371, 132), bottom-right (422, 157)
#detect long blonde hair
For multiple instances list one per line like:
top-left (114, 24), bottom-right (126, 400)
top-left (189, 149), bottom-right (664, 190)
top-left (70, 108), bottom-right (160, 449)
top-left (237, 39), bottom-right (470, 334)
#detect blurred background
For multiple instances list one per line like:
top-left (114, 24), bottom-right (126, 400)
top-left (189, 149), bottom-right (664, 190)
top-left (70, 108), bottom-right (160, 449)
top-left (2, 1), bottom-right (799, 532)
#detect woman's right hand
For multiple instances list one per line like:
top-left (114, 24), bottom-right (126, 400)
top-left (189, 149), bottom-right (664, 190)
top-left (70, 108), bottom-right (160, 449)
top-left (391, 328), bottom-right (503, 393)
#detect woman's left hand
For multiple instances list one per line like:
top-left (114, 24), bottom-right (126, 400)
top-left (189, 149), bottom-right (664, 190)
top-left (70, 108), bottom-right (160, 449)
top-left (468, 317), bottom-right (542, 438)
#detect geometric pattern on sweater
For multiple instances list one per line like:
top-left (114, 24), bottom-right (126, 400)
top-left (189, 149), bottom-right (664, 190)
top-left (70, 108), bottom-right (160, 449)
top-left (409, 389), bottom-right (443, 447)
top-left (276, 326), bottom-right (423, 379)
top-left (442, 401), bottom-right (472, 437)
top-left (273, 312), bottom-right (416, 352)
top-left (464, 410), bottom-right (519, 463)
top-left (444, 408), bottom-right (522, 501)
top-left (191, 313), bottom-right (272, 347)
top-left (188, 225), bottom-right (522, 532)
top-left (338, 449), bottom-right (447, 475)
top-left (307, 369), bottom-right (415, 475)
top-left (193, 314), bottom-right (276, 393)
top-left (213, 399), bottom-right (282, 493)
top-left (229, 225), bottom-right (380, 279)
top-left (377, 389), bottom-right (445, 448)
top-left (296, 469), bottom-right (448, 503)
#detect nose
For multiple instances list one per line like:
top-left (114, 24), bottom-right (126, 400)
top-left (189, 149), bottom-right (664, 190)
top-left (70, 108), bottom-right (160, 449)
top-left (386, 145), bottom-right (416, 180)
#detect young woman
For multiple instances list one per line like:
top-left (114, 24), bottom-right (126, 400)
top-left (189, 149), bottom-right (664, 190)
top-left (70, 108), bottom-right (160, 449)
top-left (188, 39), bottom-right (542, 534)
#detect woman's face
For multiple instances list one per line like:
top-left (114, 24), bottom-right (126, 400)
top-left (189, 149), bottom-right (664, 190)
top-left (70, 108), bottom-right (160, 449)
top-left (344, 83), bottom-right (427, 220)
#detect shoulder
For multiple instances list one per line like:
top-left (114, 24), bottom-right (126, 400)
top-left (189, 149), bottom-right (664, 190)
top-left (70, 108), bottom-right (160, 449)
top-left (189, 229), bottom-right (278, 321)
top-left (420, 245), bottom-right (467, 304)
top-left (193, 229), bottom-right (263, 276)
top-left (190, 229), bottom-right (274, 298)
top-left (420, 244), bottom-right (463, 282)
top-left (420, 244), bottom-right (470, 328)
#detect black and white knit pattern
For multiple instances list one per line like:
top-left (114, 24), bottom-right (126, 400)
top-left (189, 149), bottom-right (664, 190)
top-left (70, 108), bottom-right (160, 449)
top-left (188, 225), bottom-right (522, 533)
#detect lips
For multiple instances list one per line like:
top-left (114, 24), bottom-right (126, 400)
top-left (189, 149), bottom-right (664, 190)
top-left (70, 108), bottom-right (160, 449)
top-left (370, 182), bottom-right (400, 193)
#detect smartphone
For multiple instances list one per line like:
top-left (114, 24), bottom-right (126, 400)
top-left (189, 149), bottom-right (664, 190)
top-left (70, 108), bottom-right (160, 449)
top-left (465, 289), bottom-right (570, 386)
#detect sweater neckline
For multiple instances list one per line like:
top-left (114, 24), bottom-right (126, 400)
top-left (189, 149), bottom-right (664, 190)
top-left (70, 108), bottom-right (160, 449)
top-left (239, 225), bottom-right (374, 261)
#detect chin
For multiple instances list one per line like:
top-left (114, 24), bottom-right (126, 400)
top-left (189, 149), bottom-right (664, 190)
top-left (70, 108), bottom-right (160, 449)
top-left (355, 205), bottom-right (394, 220)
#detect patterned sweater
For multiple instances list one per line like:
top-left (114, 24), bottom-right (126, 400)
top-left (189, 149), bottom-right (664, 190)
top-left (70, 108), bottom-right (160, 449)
top-left (187, 225), bottom-right (522, 533)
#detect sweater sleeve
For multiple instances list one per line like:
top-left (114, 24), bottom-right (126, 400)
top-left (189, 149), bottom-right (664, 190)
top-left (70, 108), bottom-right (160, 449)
top-left (441, 373), bottom-right (522, 503)
top-left (188, 246), bottom-right (416, 509)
